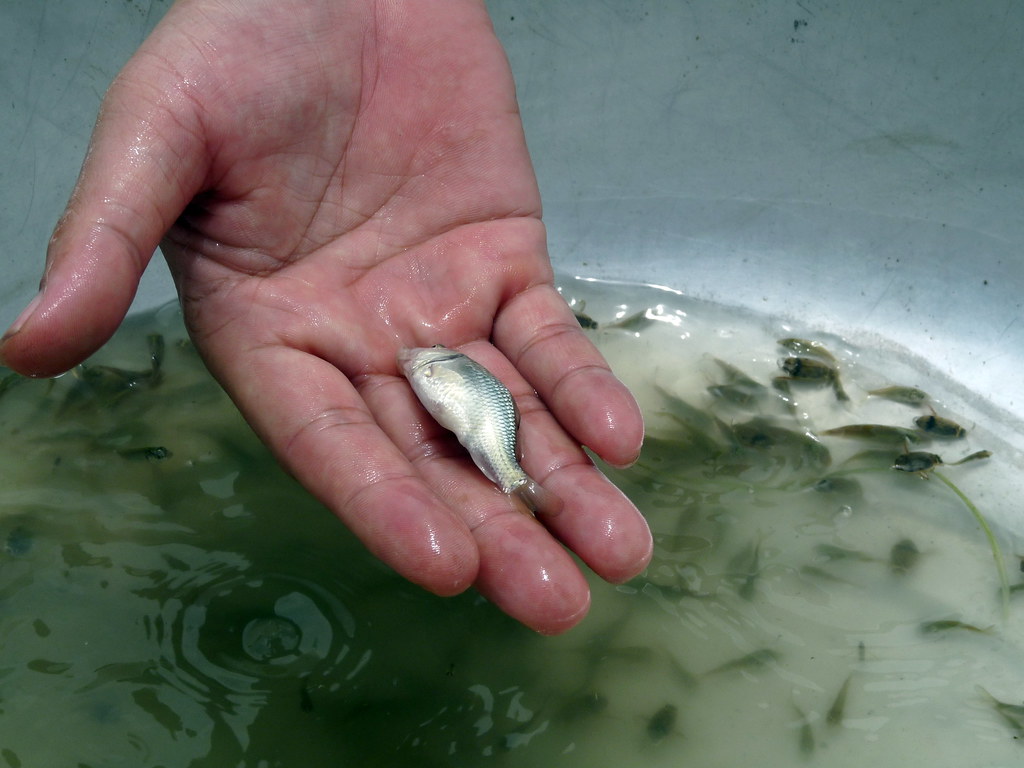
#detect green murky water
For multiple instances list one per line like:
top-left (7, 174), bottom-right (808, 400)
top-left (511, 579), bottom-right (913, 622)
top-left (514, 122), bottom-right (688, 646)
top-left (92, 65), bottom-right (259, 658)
top-left (1, 279), bottom-right (1023, 766)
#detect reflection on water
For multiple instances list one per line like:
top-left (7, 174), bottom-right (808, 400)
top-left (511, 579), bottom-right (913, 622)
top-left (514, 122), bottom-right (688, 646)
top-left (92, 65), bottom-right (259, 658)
top-left (1, 280), bottom-right (1023, 766)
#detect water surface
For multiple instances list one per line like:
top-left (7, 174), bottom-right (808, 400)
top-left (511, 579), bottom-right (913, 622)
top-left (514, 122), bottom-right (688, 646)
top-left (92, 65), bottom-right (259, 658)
top-left (1, 279), bottom-right (1022, 766)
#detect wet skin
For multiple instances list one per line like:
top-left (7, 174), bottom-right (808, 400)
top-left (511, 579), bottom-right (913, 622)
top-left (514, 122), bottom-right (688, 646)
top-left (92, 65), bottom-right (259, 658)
top-left (0, 0), bottom-right (652, 634)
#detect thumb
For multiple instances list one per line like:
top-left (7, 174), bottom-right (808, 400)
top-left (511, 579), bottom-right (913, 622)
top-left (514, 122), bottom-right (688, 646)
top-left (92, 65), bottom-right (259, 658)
top-left (1, 53), bottom-right (206, 377)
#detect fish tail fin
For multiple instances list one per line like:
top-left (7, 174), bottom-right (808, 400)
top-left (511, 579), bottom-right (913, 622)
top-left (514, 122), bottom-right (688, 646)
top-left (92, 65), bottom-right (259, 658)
top-left (514, 479), bottom-right (564, 518)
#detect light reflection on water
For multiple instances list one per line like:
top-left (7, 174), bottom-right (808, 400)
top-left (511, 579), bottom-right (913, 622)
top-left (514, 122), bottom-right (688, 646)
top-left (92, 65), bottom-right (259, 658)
top-left (1, 279), bottom-right (1024, 766)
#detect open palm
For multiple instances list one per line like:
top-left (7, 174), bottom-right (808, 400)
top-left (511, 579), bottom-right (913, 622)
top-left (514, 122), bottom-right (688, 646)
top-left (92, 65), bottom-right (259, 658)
top-left (0, 0), bottom-right (651, 633)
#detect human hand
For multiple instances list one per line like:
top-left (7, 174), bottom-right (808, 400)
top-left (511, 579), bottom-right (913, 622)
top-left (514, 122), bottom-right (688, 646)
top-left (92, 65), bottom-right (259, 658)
top-left (0, 0), bottom-right (652, 634)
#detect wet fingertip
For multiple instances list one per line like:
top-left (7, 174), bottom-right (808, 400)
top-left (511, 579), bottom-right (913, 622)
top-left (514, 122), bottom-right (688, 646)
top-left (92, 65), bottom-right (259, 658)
top-left (603, 437), bottom-right (644, 469)
top-left (425, 570), bottom-right (476, 598)
top-left (585, 514), bottom-right (653, 586)
top-left (534, 590), bottom-right (591, 636)
top-left (357, 485), bottom-right (481, 598)
top-left (1, 291), bottom-right (43, 344)
top-left (475, 545), bottom-right (591, 635)
top-left (583, 373), bottom-right (644, 467)
top-left (404, 548), bottom-right (479, 598)
top-left (604, 542), bottom-right (654, 585)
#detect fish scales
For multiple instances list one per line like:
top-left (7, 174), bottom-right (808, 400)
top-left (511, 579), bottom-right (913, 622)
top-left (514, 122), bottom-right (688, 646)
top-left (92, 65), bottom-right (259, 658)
top-left (415, 351), bottom-right (521, 490)
top-left (399, 346), bottom-right (562, 515)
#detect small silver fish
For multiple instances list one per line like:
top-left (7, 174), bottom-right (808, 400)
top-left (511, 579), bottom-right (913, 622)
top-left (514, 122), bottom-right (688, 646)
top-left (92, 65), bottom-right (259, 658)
top-left (399, 346), bottom-right (562, 515)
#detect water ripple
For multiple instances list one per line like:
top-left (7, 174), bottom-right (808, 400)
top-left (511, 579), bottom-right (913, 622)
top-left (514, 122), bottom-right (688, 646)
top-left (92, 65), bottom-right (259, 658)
top-left (144, 557), bottom-right (357, 706)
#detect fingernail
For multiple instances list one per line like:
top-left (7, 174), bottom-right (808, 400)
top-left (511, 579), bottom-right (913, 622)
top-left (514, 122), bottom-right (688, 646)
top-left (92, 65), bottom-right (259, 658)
top-left (2, 291), bottom-right (43, 342)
